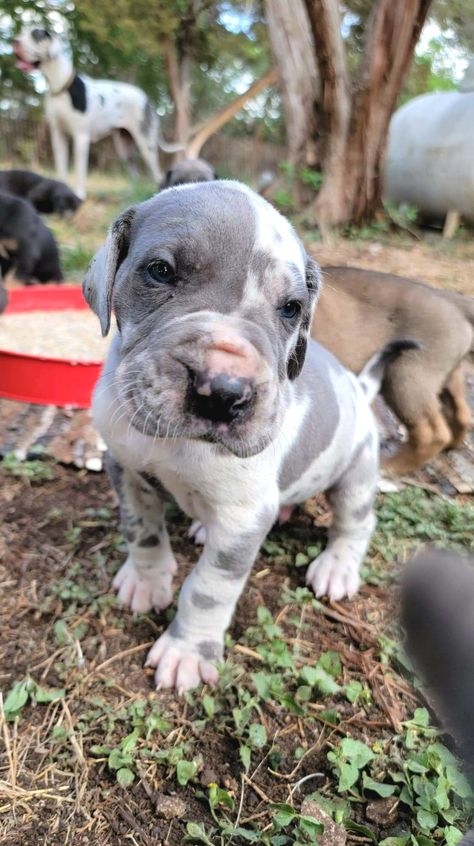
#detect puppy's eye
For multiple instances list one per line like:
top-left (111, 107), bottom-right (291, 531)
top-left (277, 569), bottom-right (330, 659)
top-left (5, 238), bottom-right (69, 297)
top-left (279, 300), bottom-right (301, 320)
top-left (146, 260), bottom-right (175, 284)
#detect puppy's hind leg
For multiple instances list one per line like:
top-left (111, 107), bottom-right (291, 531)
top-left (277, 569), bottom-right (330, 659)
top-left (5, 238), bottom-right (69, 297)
top-left (129, 124), bottom-right (162, 184)
top-left (306, 431), bottom-right (378, 602)
top-left (112, 130), bottom-right (140, 180)
top-left (440, 364), bottom-right (471, 449)
top-left (106, 454), bottom-right (178, 614)
top-left (382, 402), bottom-right (452, 476)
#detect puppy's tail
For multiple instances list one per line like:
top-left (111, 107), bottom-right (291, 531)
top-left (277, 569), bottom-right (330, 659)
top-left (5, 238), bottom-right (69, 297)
top-left (401, 547), bottom-right (474, 777)
top-left (357, 339), bottom-right (420, 403)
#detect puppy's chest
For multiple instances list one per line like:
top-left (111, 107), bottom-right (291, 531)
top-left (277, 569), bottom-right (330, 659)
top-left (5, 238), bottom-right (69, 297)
top-left (143, 444), bottom-right (272, 521)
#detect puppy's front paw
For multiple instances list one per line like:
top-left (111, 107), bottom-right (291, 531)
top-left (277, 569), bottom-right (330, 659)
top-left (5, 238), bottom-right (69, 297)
top-left (306, 551), bottom-right (360, 602)
top-left (146, 630), bottom-right (220, 693)
top-left (113, 557), bottom-right (174, 613)
top-left (188, 520), bottom-right (207, 545)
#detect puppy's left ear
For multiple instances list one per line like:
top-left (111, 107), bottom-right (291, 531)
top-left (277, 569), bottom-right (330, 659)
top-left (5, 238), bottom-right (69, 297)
top-left (83, 206), bottom-right (136, 336)
top-left (287, 255), bottom-right (322, 380)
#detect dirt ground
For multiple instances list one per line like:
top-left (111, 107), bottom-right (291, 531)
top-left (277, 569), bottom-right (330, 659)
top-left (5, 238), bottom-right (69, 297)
top-left (311, 232), bottom-right (474, 296)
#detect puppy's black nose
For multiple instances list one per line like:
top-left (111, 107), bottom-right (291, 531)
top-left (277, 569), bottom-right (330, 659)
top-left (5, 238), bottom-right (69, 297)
top-left (189, 370), bottom-right (254, 424)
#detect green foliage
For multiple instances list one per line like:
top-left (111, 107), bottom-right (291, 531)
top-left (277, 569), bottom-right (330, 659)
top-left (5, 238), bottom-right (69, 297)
top-left (3, 677), bottom-right (64, 721)
top-left (373, 488), bottom-right (474, 562)
top-left (60, 243), bottom-right (95, 275)
top-left (2, 451), bottom-right (56, 482)
top-left (326, 708), bottom-right (472, 843)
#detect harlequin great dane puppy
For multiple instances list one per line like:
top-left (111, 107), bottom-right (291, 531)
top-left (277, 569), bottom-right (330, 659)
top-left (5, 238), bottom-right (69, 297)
top-left (84, 181), bottom-right (415, 693)
top-left (13, 27), bottom-right (182, 199)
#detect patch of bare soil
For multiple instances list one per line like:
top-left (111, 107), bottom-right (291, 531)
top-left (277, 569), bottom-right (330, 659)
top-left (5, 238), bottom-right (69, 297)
top-left (311, 234), bottom-right (474, 295)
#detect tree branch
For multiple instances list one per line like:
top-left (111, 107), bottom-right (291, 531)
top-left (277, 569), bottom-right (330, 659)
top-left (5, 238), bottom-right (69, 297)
top-left (186, 68), bottom-right (278, 158)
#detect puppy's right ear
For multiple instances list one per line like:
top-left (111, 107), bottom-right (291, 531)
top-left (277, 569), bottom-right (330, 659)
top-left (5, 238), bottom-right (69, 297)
top-left (83, 206), bottom-right (136, 336)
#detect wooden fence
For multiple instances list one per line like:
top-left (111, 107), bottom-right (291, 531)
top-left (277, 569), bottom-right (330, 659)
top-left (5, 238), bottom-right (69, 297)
top-left (0, 113), bottom-right (285, 180)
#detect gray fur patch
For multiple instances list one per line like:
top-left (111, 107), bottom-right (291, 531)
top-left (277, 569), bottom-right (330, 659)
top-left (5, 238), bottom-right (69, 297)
top-left (351, 499), bottom-right (374, 522)
top-left (279, 342), bottom-right (341, 490)
top-left (214, 547), bottom-right (253, 580)
top-left (198, 640), bottom-right (223, 661)
top-left (168, 617), bottom-right (184, 638)
top-left (192, 591), bottom-right (218, 609)
top-left (250, 249), bottom-right (277, 284)
top-left (105, 451), bottom-right (123, 491)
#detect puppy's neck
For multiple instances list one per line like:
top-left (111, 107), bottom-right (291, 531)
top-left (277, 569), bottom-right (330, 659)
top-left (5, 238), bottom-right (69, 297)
top-left (41, 51), bottom-right (75, 96)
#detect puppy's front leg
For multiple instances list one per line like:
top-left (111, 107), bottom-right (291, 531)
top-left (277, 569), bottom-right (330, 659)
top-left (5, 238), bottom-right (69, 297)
top-left (147, 508), bottom-right (276, 693)
top-left (106, 454), bottom-right (178, 613)
top-left (306, 433), bottom-right (378, 602)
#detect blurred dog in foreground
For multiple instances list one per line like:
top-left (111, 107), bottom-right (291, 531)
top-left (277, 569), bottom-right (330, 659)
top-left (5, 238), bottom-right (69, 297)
top-left (402, 547), bottom-right (474, 845)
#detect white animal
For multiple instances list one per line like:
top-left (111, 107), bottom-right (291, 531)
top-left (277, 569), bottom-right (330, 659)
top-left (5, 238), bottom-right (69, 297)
top-left (13, 27), bottom-right (182, 199)
top-left (384, 89), bottom-right (474, 234)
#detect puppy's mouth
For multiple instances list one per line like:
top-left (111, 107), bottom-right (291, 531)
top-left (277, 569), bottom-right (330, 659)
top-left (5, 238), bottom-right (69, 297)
top-left (13, 46), bottom-right (41, 71)
top-left (122, 384), bottom-right (273, 459)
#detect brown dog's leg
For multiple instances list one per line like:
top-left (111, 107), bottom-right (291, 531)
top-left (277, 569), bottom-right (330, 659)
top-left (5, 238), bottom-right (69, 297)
top-left (382, 401), bottom-right (452, 476)
top-left (440, 364), bottom-right (472, 449)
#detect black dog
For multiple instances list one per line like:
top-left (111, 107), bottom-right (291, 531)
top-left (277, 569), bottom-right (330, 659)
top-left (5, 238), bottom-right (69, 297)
top-left (0, 170), bottom-right (81, 216)
top-left (0, 192), bottom-right (63, 284)
top-left (402, 548), bottom-right (474, 845)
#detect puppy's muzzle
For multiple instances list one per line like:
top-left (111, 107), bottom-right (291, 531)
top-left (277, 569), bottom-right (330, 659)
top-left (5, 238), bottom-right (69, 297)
top-left (188, 369), bottom-right (255, 424)
top-left (183, 335), bottom-right (258, 425)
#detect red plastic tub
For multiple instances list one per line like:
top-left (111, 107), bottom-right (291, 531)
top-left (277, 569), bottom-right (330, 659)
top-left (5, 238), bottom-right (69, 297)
top-left (0, 285), bottom-right (104, 408)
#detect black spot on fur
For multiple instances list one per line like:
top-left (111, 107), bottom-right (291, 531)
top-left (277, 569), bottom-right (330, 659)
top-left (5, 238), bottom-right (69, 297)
top-left (287, 334), bottom-right (307, 380)
top-left (138, 534), bottom-right (160, 548)
top-left (140, 472), bottom-right (174, 502)
top-left (68, 75), bottom-right (87, 113)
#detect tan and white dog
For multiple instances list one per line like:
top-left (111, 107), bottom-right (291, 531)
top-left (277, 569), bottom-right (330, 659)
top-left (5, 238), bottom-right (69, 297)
top-left (13, 27), bottom-right (182, 199)
top-left (84, 181), bottom-right (415, 692)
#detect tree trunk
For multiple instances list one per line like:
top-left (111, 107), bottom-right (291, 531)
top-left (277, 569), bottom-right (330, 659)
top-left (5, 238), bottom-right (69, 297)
top-left (303, 0), bottom-right (351, 223)
top-left (185, 68), bottom-right (278, 159)
top-left (165, 39), bottom-right (193, 154)
top-left (264, 0), bottom-right (320, 169)
top-left (303, 0), bottom-right (433, 226)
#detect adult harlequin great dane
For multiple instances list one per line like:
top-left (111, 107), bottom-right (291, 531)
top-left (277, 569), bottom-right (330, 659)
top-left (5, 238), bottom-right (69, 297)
top-left (84, 180), bottom-right (415, 693)
top-left (13, 27), bottom-right (182, 199)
